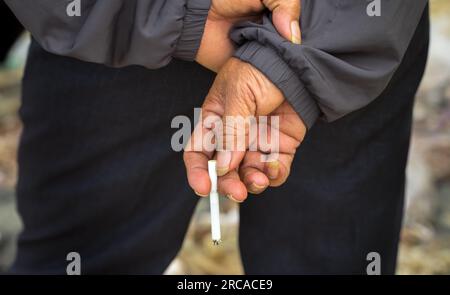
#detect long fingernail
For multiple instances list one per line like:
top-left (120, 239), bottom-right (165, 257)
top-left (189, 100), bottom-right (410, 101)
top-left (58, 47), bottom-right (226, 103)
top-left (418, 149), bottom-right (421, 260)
top-left (290, 20), bottom-right (301, 44)
top-left (216, 151), bottom-right (231, 176)
top-left (195, 191), bottom-right (209, 197)
top-left (248, 183), bottom-right (267, 194)
top-left (267, 161), bottom-right (280, 180)
top-left (227, 194), bottom-right (243, 203)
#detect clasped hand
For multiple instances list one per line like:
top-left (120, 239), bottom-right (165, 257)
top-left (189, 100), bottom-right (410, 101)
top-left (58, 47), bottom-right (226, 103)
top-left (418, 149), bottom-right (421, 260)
top-left (184, 0), bottom-right (307, 202)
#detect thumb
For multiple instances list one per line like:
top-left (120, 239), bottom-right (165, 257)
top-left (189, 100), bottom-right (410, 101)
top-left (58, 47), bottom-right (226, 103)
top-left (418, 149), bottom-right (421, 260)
top-left (263, 0), bottom-right (302, 44)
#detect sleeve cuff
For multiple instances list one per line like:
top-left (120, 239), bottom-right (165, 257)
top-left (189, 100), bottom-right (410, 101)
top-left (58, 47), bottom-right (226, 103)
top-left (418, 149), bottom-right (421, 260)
top-left (234, 41), bottom-right (320, 129)
top-left (173, 0), bottom-right (211, 61)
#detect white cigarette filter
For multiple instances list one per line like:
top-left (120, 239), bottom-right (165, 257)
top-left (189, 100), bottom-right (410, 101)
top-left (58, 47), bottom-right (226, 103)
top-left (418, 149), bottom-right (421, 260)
top-left (208, 160), bottom-right (221, 245)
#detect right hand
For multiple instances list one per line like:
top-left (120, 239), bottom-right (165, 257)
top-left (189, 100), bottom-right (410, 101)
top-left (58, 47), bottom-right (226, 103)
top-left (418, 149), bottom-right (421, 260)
top-left (196, 0), bottom-right (302, 72)
top-left (184, 58), bottom-right (307, 202)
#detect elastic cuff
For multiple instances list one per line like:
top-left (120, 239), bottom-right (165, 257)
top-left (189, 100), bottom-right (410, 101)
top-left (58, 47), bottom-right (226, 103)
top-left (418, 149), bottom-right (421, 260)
top-left (235, 41), bottom-right (320, 129)
top-left (173, 0), bottom-right (211, 61)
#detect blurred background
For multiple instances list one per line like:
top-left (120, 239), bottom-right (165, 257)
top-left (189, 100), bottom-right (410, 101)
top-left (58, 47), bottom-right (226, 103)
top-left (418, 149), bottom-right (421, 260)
top-left (0, 0), bottom-right (449, 275)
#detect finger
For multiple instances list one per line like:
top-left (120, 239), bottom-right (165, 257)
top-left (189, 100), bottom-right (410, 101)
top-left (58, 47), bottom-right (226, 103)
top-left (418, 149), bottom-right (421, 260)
top-left (217, 169), bottom-right (248, 203)
top-left (216, 150), bottom-right (246, 177)
top-left (241, 105), bottom-right (304, 189)
top-left (239, 151), bottom-right (270, 195)
top-left (253, 115), bottom-right (301, 156)
top-left (183, 113), bottom-right (216, 197)
top-left (216, 91), bottom-right (252, 177)
top-left (241, 150), bottom-right (295, 188)
top-left (241, 150), bottom-right (291, 189)
top-left (216, 151), bottom-right (247, 178)
top-left (184, 151), bottom-right (211, 197)
top-left (264, 153), bottom-right (295, 187)
top-left (263, 0), bottom-right (302, 44)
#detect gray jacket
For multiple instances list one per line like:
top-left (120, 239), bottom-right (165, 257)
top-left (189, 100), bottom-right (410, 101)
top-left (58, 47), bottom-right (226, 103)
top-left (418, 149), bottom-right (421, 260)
top-left (5, 0), bottom-right (428, 128)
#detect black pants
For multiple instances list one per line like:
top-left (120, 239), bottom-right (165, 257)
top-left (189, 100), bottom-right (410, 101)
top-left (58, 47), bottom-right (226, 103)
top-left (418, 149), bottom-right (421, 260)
top-left (0, 1), bottom-right (23, 62)
top-left (10, 10), bottom-right (429, 274)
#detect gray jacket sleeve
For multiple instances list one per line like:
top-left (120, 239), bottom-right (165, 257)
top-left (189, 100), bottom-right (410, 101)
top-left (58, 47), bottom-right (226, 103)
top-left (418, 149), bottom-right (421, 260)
top-left (231, 0), bottom-right (428, 129)
top-left (5, 0), bottom-right (211, 68)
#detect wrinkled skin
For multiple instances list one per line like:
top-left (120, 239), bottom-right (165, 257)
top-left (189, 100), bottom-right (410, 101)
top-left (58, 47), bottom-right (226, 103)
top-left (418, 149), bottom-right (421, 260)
top-left (184, 58), bottom-right (306, 202)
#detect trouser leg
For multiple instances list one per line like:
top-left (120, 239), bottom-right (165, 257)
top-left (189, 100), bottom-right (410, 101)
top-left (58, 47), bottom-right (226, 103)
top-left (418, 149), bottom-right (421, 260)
top-left (0, 1), bottom-right (23, 62)
top-left (10, 40), bottom-right (214, 274)
top-left (239, 10), bottom-right (429, 275)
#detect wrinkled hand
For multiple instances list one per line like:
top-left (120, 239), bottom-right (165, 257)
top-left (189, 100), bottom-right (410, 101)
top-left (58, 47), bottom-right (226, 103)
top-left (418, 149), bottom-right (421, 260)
top-left (196, 0), bottom-right (302, 72)
top-left (183, 58), bottom-right (306, 202)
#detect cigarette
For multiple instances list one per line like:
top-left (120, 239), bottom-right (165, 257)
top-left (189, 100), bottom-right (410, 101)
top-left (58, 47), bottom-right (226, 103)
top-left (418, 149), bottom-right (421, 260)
top-left (208, 160), bottom-right (221, 245)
